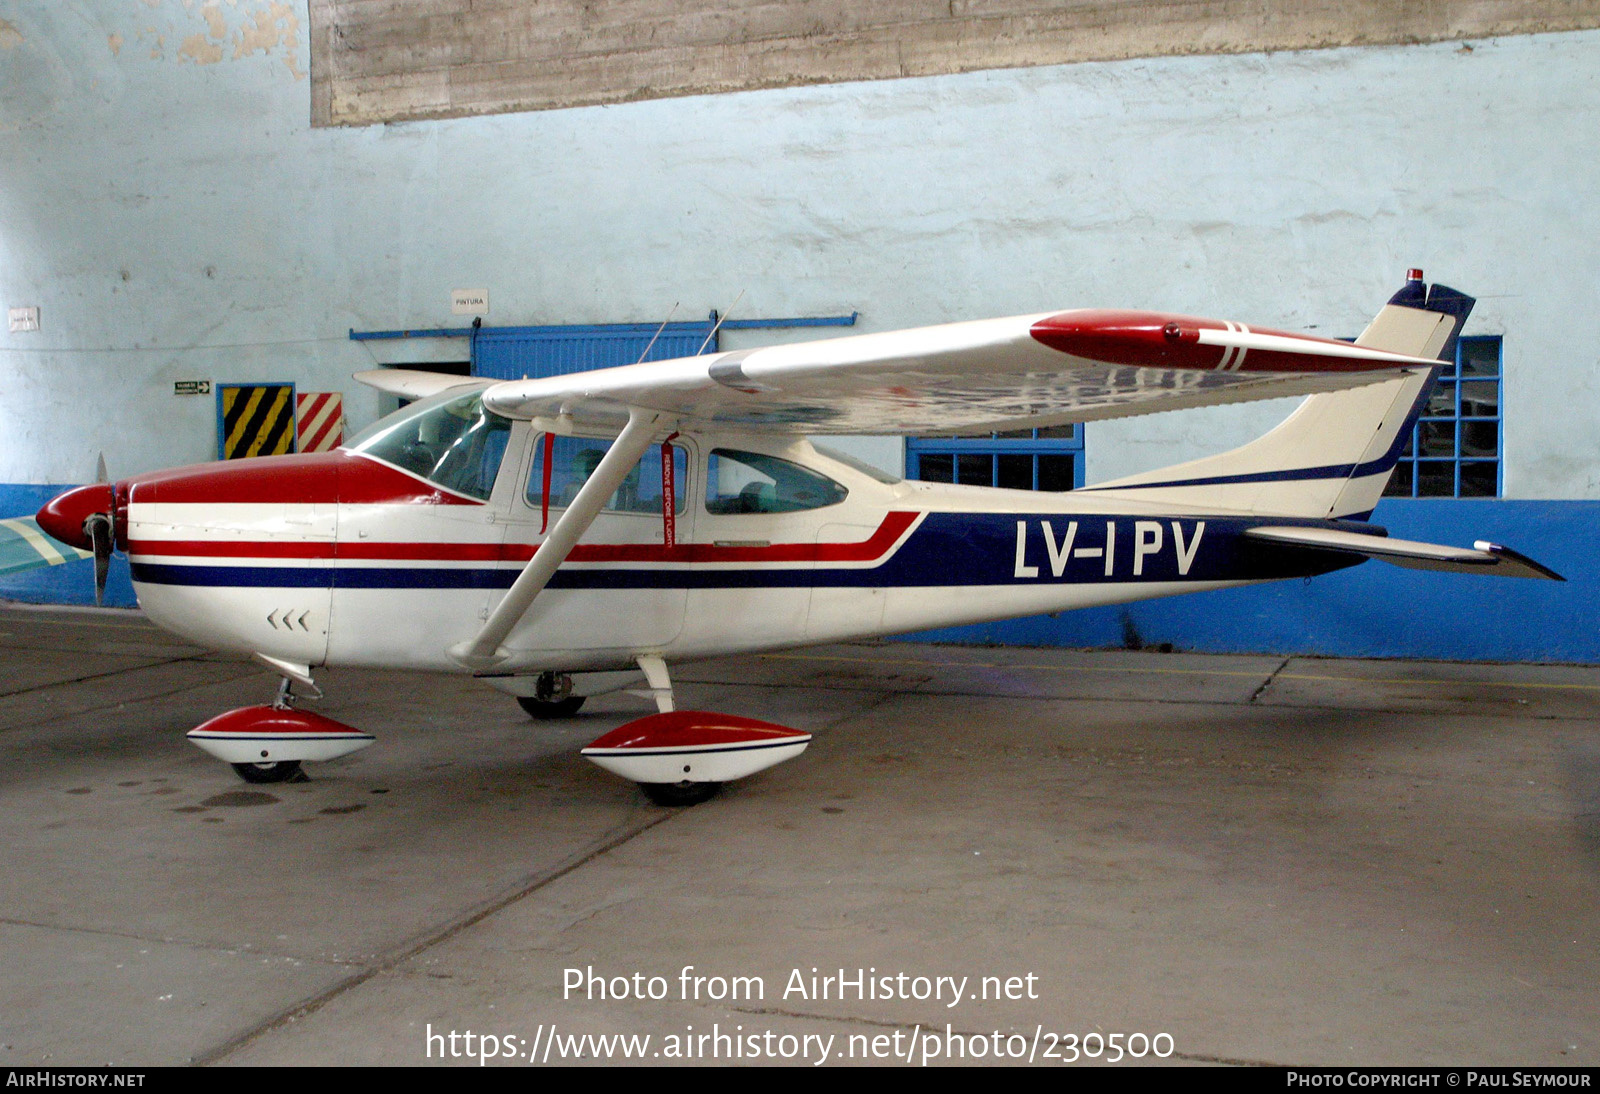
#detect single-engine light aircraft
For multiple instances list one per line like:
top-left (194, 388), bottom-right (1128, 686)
top-left (34, 271), bottom-right (1561, 804)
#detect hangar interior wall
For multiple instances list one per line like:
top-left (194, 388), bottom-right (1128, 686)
top-left (2, 2), bottom-right (1597, 660)
top-left (311, 0), bottom-right (1600, 125)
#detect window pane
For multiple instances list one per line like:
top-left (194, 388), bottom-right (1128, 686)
top-left (1460, 462), bottom-right (1498, 497)
top-left (1419, 420), bottom-right (1457, 457)
top-left (997, 454), bottom-right (1034, 490)
top-left (1035, 424), bottom-right (1077, 440)
top-left (705, 449), bottom-right (847, 514)
top-left (1037, 454), bottom-right (1076, 492)
top-left (957, 454), bottom-right (992, 486)
top-left (1384, 461), bottom-right (1414, 497)
top-left (1416, 461), bottom-right (1455, 496)
top-left (995, 428), bottom-right (1035, 440)
top-left (1425, 381), bottom-right (1457, 417)
top-left (1459, 380), bottom-right (1499, 417)
top-left (918, 453), bottom-right (954, 483)
top-left (1461, 420), bottom-right (1498, 457)
top-left (1460, 339), bottom-right (1500, 377)
top-left (528, 436), bottom-right (687, 514)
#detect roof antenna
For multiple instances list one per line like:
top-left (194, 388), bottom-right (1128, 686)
top-left (634, 302), bottom-right (680, 364)
top-left (696, 288), bottom-right (745, 356)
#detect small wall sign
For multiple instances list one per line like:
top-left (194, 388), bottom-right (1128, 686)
top-left (451, 288), bottom-right (489, 315)
top-left (174, 380), bottom-right (212, 395)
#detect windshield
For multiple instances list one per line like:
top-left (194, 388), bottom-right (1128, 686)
top-left (347, 388), bottom-right (512, 501)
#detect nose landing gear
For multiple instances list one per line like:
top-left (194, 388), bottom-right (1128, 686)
top-left (187, 677), bottom-right (374, 783)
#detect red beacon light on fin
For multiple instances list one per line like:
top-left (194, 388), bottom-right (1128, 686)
top-left (1407, 268), bottom-right (1425, 282)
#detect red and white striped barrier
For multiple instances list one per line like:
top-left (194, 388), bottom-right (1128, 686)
top-left (296, 392), bottom-right (344, 453)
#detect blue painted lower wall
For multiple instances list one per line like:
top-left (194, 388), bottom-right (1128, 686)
top-left (3, 486), bottom-right (1593, 662)
top-left (909, 499), bottom-right (1600, 664)
top-left (0, 485), bottom-right (136, 609)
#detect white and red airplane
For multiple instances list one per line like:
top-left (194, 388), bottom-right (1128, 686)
top-left (32, 271), bottom-right (1560, 804)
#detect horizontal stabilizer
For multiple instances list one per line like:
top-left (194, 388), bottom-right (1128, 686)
top-left (1243, 525), bottom-right (1564, 580)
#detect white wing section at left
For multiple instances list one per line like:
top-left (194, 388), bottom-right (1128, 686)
top-left (354, 369), bottom-right (491, 402)
top-left (477, 311), bottom-right (1438, 437)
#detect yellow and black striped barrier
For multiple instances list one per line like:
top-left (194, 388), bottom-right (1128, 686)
top-left (217, 383), bottom-right (297, 460)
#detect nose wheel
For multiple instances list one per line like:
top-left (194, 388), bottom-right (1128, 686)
top-left (188, 676), bottom-right (375, 783)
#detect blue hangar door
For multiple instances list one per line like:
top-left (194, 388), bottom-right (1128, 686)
top-left (469, 317), bottom-right (719, 380)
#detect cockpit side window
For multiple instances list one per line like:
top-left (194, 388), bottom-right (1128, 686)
top-left (704, 449), bottom-right (848, 514)
top-left (526, 435), bottom-right (688, 515)
top-left (348, 390), bottom-right (512, 501)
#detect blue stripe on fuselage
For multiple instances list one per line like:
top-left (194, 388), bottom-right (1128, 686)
top-left (128, 513), bottom-right (1371, 590)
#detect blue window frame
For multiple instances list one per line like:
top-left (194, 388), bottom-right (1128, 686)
top-left (1384, 335), bottom-right (1502, 498)
top-left (906, 425), bottom-right (1085, 491)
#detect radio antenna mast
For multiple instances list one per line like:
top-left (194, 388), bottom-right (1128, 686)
top-left (634, 302), bottom-right (680, 364)
top-left (696, 288), bottom-right (745, 356)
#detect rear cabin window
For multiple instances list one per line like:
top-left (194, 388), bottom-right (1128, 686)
top-left (527, 435), bottom-right (687, 514)
top-left (705, 449), bottom-right (848, 514)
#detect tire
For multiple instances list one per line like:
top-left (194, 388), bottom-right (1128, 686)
top-left (231, 760), bottom-right (305, 784)
top-left (516, 695), bottom-right (586, 719)
top-left (641, 781), bottom-right (721, 807)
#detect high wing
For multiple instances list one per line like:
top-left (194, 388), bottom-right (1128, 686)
top-left (466, 310), bottom-right (1442, 435)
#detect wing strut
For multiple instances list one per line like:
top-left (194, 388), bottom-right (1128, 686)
top-left (450, 408), bottom-right (665, 670)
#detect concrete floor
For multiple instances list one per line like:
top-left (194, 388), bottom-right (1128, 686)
top-left (1, 603), bottom-right (1597, 1068)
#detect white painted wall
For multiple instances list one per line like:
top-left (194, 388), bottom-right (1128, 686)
top-left (2, 3), bottom-right (1597, 496)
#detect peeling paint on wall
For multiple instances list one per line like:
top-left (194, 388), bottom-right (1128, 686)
top-left (106, 0), bottom-right (304, 79)
top-left (199, 2), bottom-right (225, 42)
top-left (0, 19), bottom-right (24, 51)
top-left (178, 32), bottom-right (221, 65)
top-left (234, 2), bottom-right (302, 79)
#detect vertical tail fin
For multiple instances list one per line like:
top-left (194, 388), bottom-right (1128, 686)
top-left (1086, 272), bottom-right (1474, 518)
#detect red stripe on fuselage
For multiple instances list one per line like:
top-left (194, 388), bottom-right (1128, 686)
top-left (124, 450), bottom-right (482, 507)
top-left (127, 510), bottom-right (920, 566)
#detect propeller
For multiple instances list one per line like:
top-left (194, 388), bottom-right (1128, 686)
top-left (88, 453), bottom-right (111, 606)
top-left (34, 452), bottom-right (118, 606)
top-left (85, 513), bottom-right (112, 606)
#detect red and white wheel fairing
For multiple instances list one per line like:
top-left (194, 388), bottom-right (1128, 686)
top-left (186, 705), bottom-right (376, 766)
top-left (581, 710), bottom-right (812, 786)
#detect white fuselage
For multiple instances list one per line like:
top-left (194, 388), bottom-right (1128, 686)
top-left (125, 422), bottom-right (1335, 678)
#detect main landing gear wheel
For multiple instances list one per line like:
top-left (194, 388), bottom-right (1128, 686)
top-left (640, 781), bottom-right (722, 807)
top-left (517, 695), bottom-right (586, 719)
top-left (517, 672), bottom-right (586, 719)
top-left (230, 760), bottom-right (305, 784)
